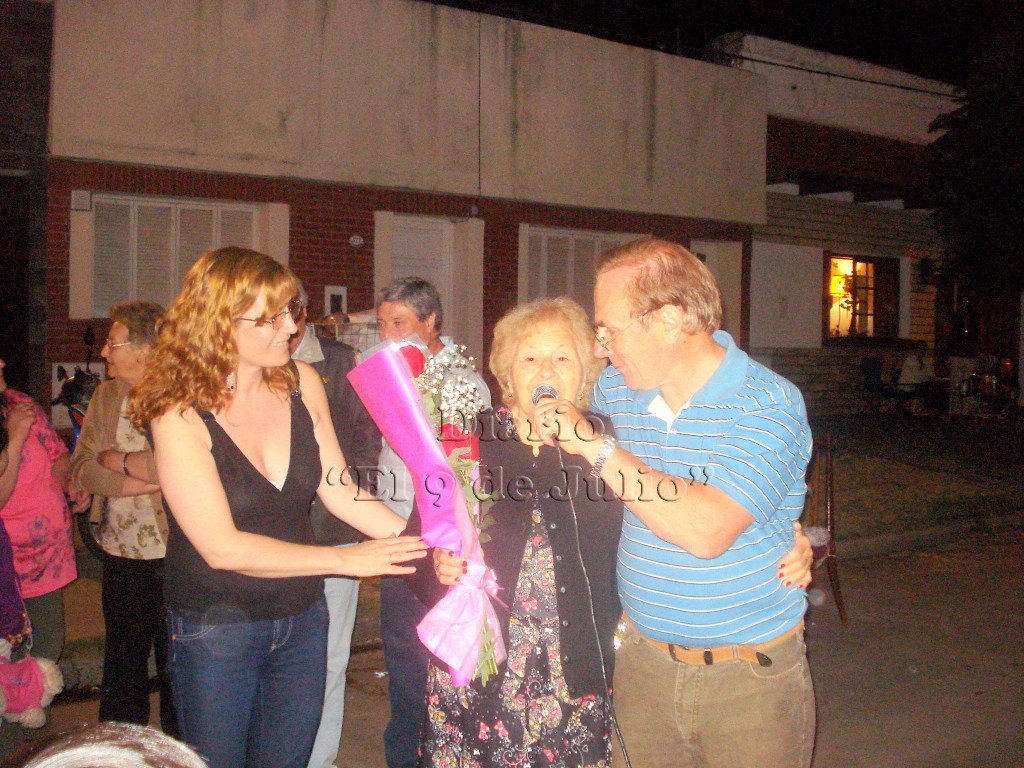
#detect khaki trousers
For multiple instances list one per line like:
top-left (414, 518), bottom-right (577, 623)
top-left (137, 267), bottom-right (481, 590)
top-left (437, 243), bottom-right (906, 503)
top-left (612, 623), bottom-right (815, 768)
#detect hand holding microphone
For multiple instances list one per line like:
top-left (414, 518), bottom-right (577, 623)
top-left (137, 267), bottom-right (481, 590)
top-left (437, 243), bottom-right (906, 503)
top-left (530, 384), bottom-right (595, 452)
top-left (531, 384), bottom-right (559, 404)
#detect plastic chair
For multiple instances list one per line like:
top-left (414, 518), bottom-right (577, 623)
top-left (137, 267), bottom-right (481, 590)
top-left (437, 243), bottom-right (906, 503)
top-left (802, 431), bottom-right (848, 624)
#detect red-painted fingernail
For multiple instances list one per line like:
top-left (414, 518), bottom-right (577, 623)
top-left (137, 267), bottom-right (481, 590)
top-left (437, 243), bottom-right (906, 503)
top-left (454, 576), bottom-right (462, 583)
top-left (448, 550), bottom-right (455, 557)
top-left (784, 581), bottom-right (792, 587)
top-left (462, 565), bottom-right (468, 574)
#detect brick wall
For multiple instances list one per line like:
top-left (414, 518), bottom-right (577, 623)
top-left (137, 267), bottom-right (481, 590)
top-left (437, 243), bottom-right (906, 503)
top-left (752, 344), bottom-right (911, 419)
top-left (47, 159), bottom-right (751, 390)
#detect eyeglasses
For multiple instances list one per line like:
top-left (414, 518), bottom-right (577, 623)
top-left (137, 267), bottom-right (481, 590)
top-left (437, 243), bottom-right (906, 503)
top-left (593, 310), bottom-right (651, 351)
top-left (104, 339), bottom-right (135, 350)
top-left (237, 299), bottom-right (305, 330)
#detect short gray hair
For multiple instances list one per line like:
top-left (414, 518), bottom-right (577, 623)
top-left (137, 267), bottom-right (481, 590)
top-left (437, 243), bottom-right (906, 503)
top-left (108, 301), bottom-right (164, 346)
top-left (378, 277), bottom-right (443, 332)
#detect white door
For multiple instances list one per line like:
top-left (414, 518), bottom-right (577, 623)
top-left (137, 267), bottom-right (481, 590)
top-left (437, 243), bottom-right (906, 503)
top-left (690, 239), bottom-right (744, 342)
top-left (374, 212), bottom-right (484, 360)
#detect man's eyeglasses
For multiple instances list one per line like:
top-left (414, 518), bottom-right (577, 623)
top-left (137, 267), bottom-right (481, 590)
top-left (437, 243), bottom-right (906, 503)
top-left (104, 339), bottom-right (135, 350)
top-left (237, 299), bottom-right (305, 330)
top-left (593, 310), bottom-right (651, 351)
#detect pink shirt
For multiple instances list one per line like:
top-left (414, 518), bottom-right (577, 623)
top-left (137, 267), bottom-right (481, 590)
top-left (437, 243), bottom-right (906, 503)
top-left (0, 655), bottom-right (48, 714)
top-left (1, 391), bottom-right (77, 598)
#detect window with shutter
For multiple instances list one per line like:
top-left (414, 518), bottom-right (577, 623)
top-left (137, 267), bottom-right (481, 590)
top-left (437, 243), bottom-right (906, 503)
top-left (520, 226), bottom-right (638, 314)
top-left (87, 194), bottom-right (257, 316)
top-left (178, 206), bottom-right (216, 290)
top-left (92, 200), bottom-right (132, 314)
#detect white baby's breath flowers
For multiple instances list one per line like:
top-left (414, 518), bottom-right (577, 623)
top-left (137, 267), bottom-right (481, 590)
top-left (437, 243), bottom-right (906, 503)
top-left (416, 345), bottom-right (485, 430)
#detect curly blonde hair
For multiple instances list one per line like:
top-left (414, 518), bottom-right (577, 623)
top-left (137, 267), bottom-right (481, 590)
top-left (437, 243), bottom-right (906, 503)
top-left (130, 247), bottom-right (298, 427)
top-left (489, 297), bottom-right (605, 408)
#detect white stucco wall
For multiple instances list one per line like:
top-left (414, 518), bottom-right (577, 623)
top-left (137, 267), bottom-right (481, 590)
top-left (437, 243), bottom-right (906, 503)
top-left (50, 0), bottom-right (767, 223)
top-left (717, 35), bottom-right (958, 144)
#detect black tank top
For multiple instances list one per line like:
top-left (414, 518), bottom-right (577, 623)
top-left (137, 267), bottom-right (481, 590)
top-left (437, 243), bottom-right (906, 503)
top-left (164, 390), bottom-right (324, 622)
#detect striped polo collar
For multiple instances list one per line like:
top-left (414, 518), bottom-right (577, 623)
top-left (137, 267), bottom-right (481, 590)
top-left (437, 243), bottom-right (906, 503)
top-left (633, 330), bottom-right (747, 417)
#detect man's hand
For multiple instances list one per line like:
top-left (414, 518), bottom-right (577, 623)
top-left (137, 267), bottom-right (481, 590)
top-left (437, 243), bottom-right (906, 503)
top-left (532, 398), bottom-right (602, 461)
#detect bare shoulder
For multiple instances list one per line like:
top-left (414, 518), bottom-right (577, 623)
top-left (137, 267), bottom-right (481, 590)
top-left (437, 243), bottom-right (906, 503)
top-left (295, 360), bottom-right (329, 424)
top-left (294, 359), bottom-right (323, 387)
top-left (152, 405), bottom-right (212, 451)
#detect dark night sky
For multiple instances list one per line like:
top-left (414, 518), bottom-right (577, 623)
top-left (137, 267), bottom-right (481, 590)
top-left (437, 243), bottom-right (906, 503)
top-left (422, 0), bottom-right (1023, 85)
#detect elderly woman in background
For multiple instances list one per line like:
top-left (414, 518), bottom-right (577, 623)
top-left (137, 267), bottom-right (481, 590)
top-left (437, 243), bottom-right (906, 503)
top-left (0, 358), bottom-right (88, 759)
top-left (129, 247), bottom-right (427, 768)
top-left (70, 301), bottom-right (177, 735)
top-left (419, 298), bottom-right (815, 768)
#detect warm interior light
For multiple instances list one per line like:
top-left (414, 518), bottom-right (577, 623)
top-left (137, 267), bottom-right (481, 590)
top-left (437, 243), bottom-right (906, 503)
top-left (830, 275), bottom-right (847, 297)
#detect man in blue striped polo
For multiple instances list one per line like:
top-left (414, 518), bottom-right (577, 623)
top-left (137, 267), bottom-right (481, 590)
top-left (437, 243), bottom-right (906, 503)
top-left (535, 237), bottom-right (815, 767)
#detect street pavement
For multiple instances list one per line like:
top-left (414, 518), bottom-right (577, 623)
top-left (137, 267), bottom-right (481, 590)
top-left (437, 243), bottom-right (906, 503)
top-left (38, 525), bottom-right (1024, 768)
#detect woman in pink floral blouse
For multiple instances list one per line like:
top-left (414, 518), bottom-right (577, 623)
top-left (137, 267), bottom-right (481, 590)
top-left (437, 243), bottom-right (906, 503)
top-left (0, 356), bottom-right (87, 758)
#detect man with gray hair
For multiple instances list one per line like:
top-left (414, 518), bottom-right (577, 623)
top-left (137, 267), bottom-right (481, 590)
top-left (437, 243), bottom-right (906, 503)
top-left (534, 238), bottom-right (815, 767)
top-left (375, 277), bottom-right (490, 768)
top-left (290, 281), bottom-right (381, 768)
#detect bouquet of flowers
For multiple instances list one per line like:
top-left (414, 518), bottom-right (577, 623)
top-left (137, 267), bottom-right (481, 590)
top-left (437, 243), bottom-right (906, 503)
top-left (348, 341), bottom-right (505, 686)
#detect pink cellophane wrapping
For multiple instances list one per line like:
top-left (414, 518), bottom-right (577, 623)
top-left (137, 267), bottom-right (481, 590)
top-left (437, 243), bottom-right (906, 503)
top-left (347, 344), bottom-right (505, 686)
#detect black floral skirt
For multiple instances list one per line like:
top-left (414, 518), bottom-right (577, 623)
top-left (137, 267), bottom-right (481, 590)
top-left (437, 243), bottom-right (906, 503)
top-left (419, 511), bottom-right (612, 768)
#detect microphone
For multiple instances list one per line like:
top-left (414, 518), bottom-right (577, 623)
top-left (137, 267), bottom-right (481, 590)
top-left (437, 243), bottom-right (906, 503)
top-left (531, 384), bottom-right (559, 405)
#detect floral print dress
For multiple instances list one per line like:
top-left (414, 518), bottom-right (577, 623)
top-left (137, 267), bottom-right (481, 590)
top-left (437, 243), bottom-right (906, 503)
top-left (419, 505), bottom-right (612, 768)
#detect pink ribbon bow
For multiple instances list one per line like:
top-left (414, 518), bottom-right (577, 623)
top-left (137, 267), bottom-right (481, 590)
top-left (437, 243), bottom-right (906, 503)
top-left (347, 344), bottom-right (505, 686)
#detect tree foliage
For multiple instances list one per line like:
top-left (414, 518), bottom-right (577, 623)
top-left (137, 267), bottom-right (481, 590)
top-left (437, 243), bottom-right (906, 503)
top-left (927, 27), bottom-right (1024, 296)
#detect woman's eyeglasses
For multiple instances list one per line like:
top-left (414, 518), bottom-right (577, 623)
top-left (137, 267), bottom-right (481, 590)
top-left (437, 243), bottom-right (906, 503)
top-left (237, 299), bottom-right (306, 330)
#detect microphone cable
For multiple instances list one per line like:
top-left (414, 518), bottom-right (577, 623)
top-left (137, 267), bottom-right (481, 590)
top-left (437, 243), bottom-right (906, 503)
top-left (531, 385), bottom-right (632, 768)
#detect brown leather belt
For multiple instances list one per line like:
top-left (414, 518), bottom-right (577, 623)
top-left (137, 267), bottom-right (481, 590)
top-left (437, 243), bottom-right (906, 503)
top-left (623, 616), bottom-right (803, 668)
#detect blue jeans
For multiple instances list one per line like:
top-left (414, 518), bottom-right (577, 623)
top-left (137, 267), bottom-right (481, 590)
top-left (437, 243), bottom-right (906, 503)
top-left (380, 576), bottom-right (430, 768)
top-left (168, 597), bottom-right (329, 768)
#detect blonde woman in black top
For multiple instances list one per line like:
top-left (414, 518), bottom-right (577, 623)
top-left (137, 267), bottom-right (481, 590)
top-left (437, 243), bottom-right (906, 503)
top-left (130, 247), bottom-right (426, 768)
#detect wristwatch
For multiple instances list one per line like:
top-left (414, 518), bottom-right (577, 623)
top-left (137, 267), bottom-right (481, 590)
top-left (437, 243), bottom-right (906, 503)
top-left (590, 436), bottom-right (617, 478)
